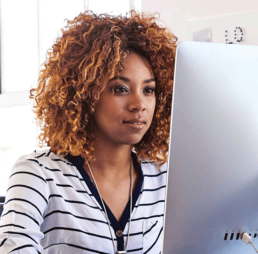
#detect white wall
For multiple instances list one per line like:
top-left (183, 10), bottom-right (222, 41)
top-left (142, 0), bottom-right (258, 44)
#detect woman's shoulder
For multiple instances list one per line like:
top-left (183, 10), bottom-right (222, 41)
top-left (12, 149), bottom-right (74, 176)
top-left (140, 161), bottom-right (168, 186)
top-left (140, 161), bottom-right (168, 175)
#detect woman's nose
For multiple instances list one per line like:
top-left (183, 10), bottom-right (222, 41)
top-left (128, 93), bottom-right (146, 112)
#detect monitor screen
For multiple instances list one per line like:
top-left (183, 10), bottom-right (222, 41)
top-left (163, 41), bottom-right (258, 254)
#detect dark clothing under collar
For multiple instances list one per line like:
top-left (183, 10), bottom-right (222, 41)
top-left (65, 153), bottom-right (144, 251)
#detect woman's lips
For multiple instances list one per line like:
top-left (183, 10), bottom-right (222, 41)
top-left (123, 119), bottom-right (146, 129)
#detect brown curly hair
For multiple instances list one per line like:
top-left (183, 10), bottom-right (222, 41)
top-left (30, 10), bottom-right (177, 167)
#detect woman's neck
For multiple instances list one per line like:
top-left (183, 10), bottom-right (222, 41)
top-left (88, 138), bottom-right (133, 181)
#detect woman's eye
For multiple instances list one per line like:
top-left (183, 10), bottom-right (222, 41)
top-left (113, 86), bottom-right (128, 94)
top-left (144, 87), bottom-right (155, 94)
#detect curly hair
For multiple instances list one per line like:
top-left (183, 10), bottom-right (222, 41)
top-left (30, 10), bottom-right (177, 168)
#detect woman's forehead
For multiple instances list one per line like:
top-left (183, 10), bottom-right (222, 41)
top-left (117, 52), bottom-right (154, 77)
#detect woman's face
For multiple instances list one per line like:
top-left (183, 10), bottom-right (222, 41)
top-left (93, 52), bottom-right (156, 146)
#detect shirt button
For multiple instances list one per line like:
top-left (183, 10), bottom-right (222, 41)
top-left (116, 230), bottom-right (123, 237)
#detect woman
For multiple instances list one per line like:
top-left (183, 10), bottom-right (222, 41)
top-left (0, 11), bottom-right (177, 253)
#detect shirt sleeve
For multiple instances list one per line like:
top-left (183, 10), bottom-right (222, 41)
top-left (0, 154), bottom-right (49, 254)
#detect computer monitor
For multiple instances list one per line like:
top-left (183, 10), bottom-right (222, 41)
top-left (163, 41), bottom-right (258, 254)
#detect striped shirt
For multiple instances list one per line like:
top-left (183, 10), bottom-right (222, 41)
top-left (0, 150), bottom-right (167, 254)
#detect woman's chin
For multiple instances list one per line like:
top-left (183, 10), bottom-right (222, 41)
top-left (118, 135), bottom-right (144, 146)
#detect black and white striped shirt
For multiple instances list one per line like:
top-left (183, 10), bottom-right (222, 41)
top-left (0, 150), bottom-right (167, 254)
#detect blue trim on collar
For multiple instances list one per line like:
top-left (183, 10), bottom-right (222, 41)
top-left (66, 153), bottom-right (143, 251)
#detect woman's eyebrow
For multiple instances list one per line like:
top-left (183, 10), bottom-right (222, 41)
top-left (144, 78), bottom-right (156, 84)
top-left (109, 76), bottom-right (155, 83)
